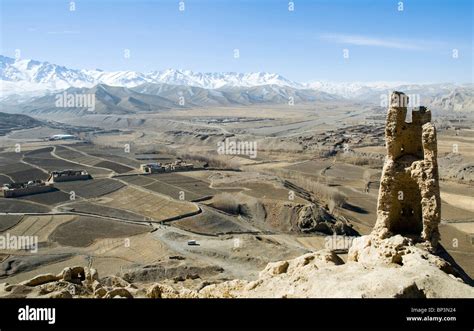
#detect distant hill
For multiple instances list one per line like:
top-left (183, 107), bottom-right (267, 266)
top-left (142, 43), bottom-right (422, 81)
top-left (425, 87), bottom-right (474, 112)
top-left (11, 83), bottom-right (342, 116)
top-left (133, 83), bottom-right (340, 106)
top-left (17, 84), bottom-right (180, 115)
top-left (0, 112), bottom-right (43, 135)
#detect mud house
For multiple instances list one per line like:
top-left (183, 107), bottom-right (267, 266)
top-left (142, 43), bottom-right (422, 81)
top-left (140, 161), bottom-right (194, 174)
top-left (170, 160), bottom-right (194, 171)
top-left (47, 170), bottom-right (92, 183)
top-left (140, 163), bottom-right (165, 174)
top-left (0, 180), bottom-right (54, 198)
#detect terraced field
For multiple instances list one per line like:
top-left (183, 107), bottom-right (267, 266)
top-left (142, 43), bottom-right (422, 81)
top-left (24, 147), bottom-right (110, 177)
top-left (95, 186), bottom-right (199, 221)
top-left (54, 178), bottom-right (124, 199)
top-left (119, 175), bottom-right (152, 186)
top-left (0, 215), bottom-right (24, 232)
top-left (5, 215), bottom-right (74, 243)
top-left (87, 152), bottom-right (141, 168)
top-left (0, 152), bottom-right (22, 162)
top-left (24, 153), bottom-right (79, 171)
top-left (17, 189), bottom-right (71, 205)
top-left (134, 173), bottom-right (216, 201)
top-left (53, 146), bottom-right (103, 166)
top-left (71, 143), bottom-right (143, 165)
top-left (55, 146), bottom-right (134, 174)
top-left (0, 162), bottom-right (48, 182)
top-left (49, 216), bottom-right (150, 247)
top-left (151, 173), bottom-right (216, 194)
top-left (22, 147), bottom-right (53, 157)
top-left (0, 199), bottom-right (50, 213)
top-left (65, 201), bottom-right (146, 221)
top-left (94, 160), bottom-right (134, 174)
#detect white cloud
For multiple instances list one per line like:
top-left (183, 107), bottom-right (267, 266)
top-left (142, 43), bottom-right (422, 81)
top-left (319, 33), bottom-right (427, 50)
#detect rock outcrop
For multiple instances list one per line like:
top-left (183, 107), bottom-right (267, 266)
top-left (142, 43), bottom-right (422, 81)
top-left (198, 238), bottom-right (473, 298)
top-left (2, 240), bottom-right (472, 298)
top-left (297, 204), bottom-right (357, 236)
top-left (372, 92), bottom-right (441, 250)
top-left (0, 266), bottom-right (137, 299)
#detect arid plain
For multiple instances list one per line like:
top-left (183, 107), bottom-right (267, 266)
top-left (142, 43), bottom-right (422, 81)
top-left (0, 101), bottom-right (473, 295)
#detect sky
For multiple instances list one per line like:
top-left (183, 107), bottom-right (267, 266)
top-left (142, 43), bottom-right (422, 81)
top-left (0, 0), bottom-right (472, 83)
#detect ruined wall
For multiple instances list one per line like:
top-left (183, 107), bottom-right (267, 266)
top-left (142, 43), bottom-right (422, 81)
top-left (372, 91), bottom-right (441, 249)
top-left (1, 184), bottom-right (54, 198)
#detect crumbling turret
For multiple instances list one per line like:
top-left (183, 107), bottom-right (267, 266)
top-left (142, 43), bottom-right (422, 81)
top-left (372, 92), bottom-right (441, 249)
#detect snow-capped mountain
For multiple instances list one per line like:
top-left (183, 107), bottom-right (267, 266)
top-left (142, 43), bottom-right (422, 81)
top-left (0, 55), bottom-right (301, 96)
top-left (145, 70), bottom-right (302, 89)
top-left (304, 80), bottom-right (473, 111)
top-left (0, 55), bottom-right (95, 90)
top-left (1, 55), bottom-right (472, 112)
top-left (305, 81), bottom-right (410, 99)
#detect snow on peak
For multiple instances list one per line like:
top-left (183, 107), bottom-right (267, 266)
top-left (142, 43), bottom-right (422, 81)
top-left (0, 56), bottom-right (301, 95)
top-left (1, 55), bottom-right (469, 102)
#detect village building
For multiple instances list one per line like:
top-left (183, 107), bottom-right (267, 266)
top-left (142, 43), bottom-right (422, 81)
top-left (140, 160), bottom-right (194, 174)
top-left (0, 180), bottom-right (54, 198)
top-left (47, 170), bottom-right (92, 183)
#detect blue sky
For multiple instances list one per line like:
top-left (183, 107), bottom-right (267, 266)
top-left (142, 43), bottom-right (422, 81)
top-left (1, 0), bottom-right (472, 83)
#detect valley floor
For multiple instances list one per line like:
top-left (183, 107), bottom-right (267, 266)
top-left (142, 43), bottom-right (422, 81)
top-left (0, 104), bottom-right (472, 290)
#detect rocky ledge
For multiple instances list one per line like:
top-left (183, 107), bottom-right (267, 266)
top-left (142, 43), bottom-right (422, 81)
top-left (1, 234), bottom-right (472, 299)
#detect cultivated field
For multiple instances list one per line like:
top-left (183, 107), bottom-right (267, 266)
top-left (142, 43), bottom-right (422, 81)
top-left (50, 216), bottom-right (149, 247)
top-left (95, 186), bottom-right (198, 221)
top-left (120, 173), bottom-right (216, 201)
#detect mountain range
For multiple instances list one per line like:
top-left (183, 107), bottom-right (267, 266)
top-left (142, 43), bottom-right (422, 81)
top-left (0, 55), bottom-right (301, 93)
top-left (13, 83), bottom-right (339, 115)
top-left (0, 55), bottom-right (472, 112)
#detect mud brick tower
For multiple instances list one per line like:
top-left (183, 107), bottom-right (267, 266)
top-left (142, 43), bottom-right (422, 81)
top-left (372, 91), bottom-right (441, 249)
